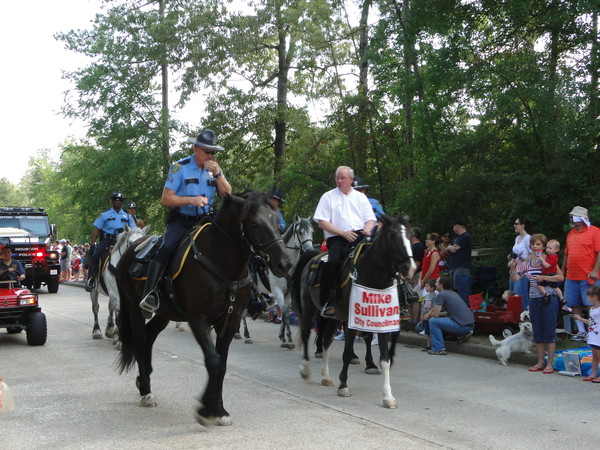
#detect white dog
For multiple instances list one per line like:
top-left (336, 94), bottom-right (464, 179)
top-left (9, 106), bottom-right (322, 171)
top-left (489, 321), bottom-right (534, 366)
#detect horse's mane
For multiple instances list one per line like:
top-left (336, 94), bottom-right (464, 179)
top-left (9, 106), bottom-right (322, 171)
top-left (218, 190), bottom-right (273, 221)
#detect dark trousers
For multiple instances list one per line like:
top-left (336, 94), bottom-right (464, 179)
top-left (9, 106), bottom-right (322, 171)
top-left (320, 236), bottom-right (350, 303)
top-left (153, 217), bottom-right (199, 265)
top-left (90, 239), bottom-right (112, 268)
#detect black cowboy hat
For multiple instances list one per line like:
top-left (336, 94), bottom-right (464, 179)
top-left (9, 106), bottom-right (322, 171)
top-left (271, 189), bottom-right (285, 203)
top-left (187, 129), bottom-right (225, 151)
top-left (111, 191), bottom-right (125, 201)
top-left (353, 177), bottom-right (369, 190)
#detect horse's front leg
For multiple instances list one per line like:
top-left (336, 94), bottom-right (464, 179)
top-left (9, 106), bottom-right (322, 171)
top-left (188, 316), bottom-right (233, 426)
top-left (378, 332), bottom-right (397, 409)
top-left (90, 290), bottom-right (102, 339)
top-left (338, 328), bottom-right (358, 397)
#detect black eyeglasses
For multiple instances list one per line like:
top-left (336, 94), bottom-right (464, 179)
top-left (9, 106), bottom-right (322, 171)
top-left (203, 149), bottom-right (216, 155)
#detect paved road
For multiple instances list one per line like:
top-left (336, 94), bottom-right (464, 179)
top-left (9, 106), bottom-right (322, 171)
top-left (1, 285), bottom-right (597, 449)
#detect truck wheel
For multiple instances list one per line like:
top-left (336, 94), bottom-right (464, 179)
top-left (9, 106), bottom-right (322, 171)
top-left (7, 327), bottom-right (23, 334)
top-left (26, 312), bottom-right (47, 346)
top-left (47, 278), bottom-right (59, 294)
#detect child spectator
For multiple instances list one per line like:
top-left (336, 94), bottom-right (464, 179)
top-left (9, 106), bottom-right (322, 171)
top-left (501, 289), bottom-right (515, 309)
top-left (574, 285), bottom-right (600, 381)
top-left (418, 278), bottom-right (437, 351)
top-left (537, 239), bottom-right (564, 302)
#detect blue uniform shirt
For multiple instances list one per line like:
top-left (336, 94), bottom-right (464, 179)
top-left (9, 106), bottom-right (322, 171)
top-left (165, 155), bottom-right (218, 217)
top-left (93, 208), bottom-right (136, 235)
top-left (277, 209), bottom-right (286, 232)
top-left (368, 197), bottom-right (385, 220)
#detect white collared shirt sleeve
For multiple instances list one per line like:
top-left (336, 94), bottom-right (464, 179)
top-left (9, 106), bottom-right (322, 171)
top-left (314, 189), bottom-right (376, 239)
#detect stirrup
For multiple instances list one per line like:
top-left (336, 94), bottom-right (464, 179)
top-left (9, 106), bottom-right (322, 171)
top-left (321, 303), bottom-right (336, 319)
top-left (84, 279), bottom-right (95, 292)
top-left (139, 291), bottom-right (159, 314)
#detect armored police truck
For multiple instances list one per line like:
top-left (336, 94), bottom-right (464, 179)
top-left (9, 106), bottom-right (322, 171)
top-left (0, 207), bottom-right (60, 293)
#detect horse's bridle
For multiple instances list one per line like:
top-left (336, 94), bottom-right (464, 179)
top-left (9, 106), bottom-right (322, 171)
top-left (285, 222), bottom-right (312, 252)
top-left (210, 219), bottom-right (283, 263)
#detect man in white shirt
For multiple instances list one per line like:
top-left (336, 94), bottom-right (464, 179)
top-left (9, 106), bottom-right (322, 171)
top-left (314, 166), bottom-right (376, 317)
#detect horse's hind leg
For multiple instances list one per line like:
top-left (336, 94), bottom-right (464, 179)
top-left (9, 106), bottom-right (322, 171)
top-left (90, 290), bottom-right (102, 339)
top-left (320, 319), bottom-right (338, 387)
top-left (338, 328), bottom-right (358, 397)
top-left (136, 315), bottom-right (170, 406)
top-left (242, 316), bottom-right (252, 344)
top-left (363, 332), bottom-right (380, 374)
top-left (105, 296), bottom-right (116, 339)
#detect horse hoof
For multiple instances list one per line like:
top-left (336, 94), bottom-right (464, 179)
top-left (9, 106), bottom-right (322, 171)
top-left (139, 393), bottom-right (157, 407)
top-left (314, 352), bottom-right (323, 359)
top-left (92, 330), bottom-right (103, 340)
top-left (105, 327), bottom-right (115, 339)
top-left (365, 367), bottom-right (381, 375)
top-left (281, 342), bottom-right (295, 349)
top-left (383, 398), bottom-right (397, 409)
top-left (337, 387), bottom-right (351, 397)
top-left (350, 357), bottom-right (360, 365)
top-left (244, 338), bottom-right (253, 344)
top-left (234, 333), bottom-right (241, 339)
top-left (321, 378), bottom-right (333, 387)
top-left (300, 362), bottom-right (310, 380)
top-left (177, 326), bottom-right (185, 332)
top-left (114, 342), bottom-right (122, 351)
top-left (195, 412), bottom-right (233, 427)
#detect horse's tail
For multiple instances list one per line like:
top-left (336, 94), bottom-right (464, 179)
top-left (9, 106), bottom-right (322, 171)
top-left (290, 249), bottom-right (320, 323)
top-left (115, 256), bottom-right (137, 374)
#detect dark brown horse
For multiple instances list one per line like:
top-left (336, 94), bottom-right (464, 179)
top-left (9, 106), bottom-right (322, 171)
top-left (116, 191), bottom-right (292, 426)
top-left (291, 215), bottom-right (415, 408)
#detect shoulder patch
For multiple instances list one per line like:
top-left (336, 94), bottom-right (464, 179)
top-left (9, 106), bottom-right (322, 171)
top-left (170, 163), bottom-right (182, 174)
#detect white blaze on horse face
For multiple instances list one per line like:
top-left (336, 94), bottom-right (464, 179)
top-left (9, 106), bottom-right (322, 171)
top-left (400, 225), bottom-right (417, 278)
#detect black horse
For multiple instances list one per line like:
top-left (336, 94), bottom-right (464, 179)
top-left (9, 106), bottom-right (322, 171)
top-left (116, 191), bottom-right (292, 426)
top-left (291, 215), bottom-right (415, 408)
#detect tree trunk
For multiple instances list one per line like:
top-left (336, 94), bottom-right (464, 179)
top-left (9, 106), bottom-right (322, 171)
top-left (159, 0), bottom-right (171, 173)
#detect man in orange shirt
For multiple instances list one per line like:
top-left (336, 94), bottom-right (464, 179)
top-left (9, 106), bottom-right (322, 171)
top-left (561, 206), bottom-right (600, 341)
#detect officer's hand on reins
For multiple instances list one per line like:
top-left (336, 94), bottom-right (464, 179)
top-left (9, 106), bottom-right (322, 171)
top-left (190, 195), bottom-right (209, 208)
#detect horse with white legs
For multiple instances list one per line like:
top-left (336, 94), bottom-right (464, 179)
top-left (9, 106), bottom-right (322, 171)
top-left (291, 216), bottom-right (415, 408)
top-left (256, 215), bottom-right (313, 349)
top-left (89, 225), bottom-right (150, 342)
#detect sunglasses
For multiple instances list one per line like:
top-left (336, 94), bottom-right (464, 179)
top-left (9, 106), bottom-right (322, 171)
top-left (203, 149), bottom-right (216, 155)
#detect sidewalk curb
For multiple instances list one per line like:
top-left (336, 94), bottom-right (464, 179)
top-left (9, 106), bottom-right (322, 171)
top-left (397, 331), bottom-right (538, 367)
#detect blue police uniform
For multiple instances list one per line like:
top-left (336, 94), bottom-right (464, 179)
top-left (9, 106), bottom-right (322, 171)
top-left (277, 209), bottom-right (286, 232)
top-left (91, 208), bottom-right (136, 266)
top-left (368, 197), bottom-right (385, 220)
top-left (153, 155), bottom-right (222, 265)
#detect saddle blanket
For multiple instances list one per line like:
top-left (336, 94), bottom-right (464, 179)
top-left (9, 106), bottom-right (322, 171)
top-left (348, 281), bottom-right (400, 333)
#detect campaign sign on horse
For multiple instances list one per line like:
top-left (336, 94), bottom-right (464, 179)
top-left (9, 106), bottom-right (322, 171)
top-left (348, 281), bottom-right (400, 332)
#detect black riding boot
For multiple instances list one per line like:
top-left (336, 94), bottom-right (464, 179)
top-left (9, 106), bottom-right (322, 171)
top-left (139, 260), bottom-right (164, 317)
top-left (84, 264), bottom-right (98, 292)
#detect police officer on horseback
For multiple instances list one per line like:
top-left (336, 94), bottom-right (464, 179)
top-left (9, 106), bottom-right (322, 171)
top-left (139, 129), bottom-right (232, 316)
top-left (85, 191), bottom-right (137, 292)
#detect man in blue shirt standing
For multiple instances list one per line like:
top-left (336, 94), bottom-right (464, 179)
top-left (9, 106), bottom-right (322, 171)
top-left (445, 219), bottom-right (472, 304)
top-left (85, 191), bottom-right (137, 291)
top-left (139, 129), bottom-right (232, 316)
